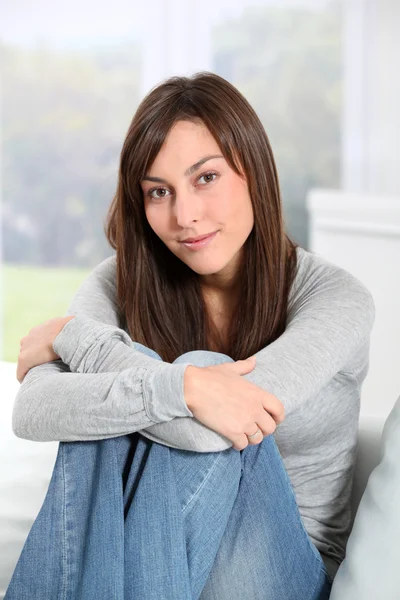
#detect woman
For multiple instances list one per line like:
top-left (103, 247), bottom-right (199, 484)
top-left (7, 72), bottom-right (374, 600)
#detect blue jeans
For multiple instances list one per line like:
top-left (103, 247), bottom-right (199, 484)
top-left (5, 346), bottom-right (332, 600)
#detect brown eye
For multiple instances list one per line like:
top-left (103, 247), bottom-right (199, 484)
top-left (148, 187), bottom-right (171, 200)
top-left (197, 172), bottom-right (218, 185)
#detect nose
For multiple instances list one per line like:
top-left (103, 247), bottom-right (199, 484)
top-left (173, 190), bottom-right (202, 228)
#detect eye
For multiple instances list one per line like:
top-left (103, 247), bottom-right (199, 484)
top-left (197, 171), bottom-right (218, 185)
top-left (147, 187), bottom-right (172, 200)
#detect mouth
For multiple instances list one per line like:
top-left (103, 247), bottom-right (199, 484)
top-left (179, 230), bottom-right (219, 251)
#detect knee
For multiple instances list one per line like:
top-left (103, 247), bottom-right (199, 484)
top-left (133, 342), bottom-right (234, 369)
top-left (132, 342), bottom-right (162, 360)
top-left (173, 350), bottom-right (234, 368)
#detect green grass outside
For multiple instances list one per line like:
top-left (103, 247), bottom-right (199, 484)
top-left (1, 264), bottom-right (91, 362)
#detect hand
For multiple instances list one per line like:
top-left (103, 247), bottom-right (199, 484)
top-left (183, 357), bottom-right (285, 451)
top-left (16, 316), bottom-right (76, 383)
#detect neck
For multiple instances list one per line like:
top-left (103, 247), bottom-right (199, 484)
top-left (200, 275), bottom-right (241, 300)
top-left (200, 280), bottom-right (240, 320)
top-left (199, 253), bottom-right (243, 296)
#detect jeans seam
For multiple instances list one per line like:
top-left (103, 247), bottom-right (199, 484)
top-left (309, 574), bottom-right (322, 600)
top-left (295, 505), bottom-right (329, 576)
top-left (61, 445), bottom-right (68, 600)
top-left (308, 561), bottom-right (331, 600)
top-left (181, 451), bottom-right (225, 514)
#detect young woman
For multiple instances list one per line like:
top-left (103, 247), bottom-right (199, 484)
top-left (7, 72), bottom-right (374, 600)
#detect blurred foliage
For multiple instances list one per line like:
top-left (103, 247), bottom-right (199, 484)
top-left (2, 264), bottom-right (90, 362)
top-left (1, 1), bottom-right (341, 266)
top-left (1, 41), bottom-right (141, 266)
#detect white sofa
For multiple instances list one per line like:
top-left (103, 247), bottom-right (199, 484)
top-left (0, 360), bottom-right (387, 598)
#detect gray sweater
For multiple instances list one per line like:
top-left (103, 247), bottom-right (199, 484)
top-left (12, 247), bottom-right (375, 579)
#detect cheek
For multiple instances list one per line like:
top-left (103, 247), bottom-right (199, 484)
top-left (144, 205), bottom-right (166, 237)
top-left (223, 176), bottom-right (252, 213)
top-left (225, 185), bottom-right (253, 223)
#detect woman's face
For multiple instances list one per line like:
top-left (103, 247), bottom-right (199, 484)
top-left (140, 120), bottom-right (254, 291)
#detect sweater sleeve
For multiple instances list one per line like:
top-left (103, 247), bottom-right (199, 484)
top-left (243, 249), bottom-right (375, 415)
top-left (11, 256), bottom-right (196, 444)
top-left (51, 315), bottom-right (232, 452)
top-left (12, 249), bottom-right (375, 450)
top-left (62, 249), bottom-right (374, 427)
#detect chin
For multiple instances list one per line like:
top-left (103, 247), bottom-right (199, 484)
top-left (183, 258), bottom-right (228, 276)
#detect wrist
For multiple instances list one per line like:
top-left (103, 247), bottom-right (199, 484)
top-left (60, 315), bottom-right (76, 333)
top-left (52, 314), bottom-right (101, 369)
top-left (49, 316), bottom-right (76, 356)
top-left (183, 365), bottom-right (202, 412)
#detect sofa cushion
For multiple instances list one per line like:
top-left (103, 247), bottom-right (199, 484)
top-left (330, 395), bottom-right (400, 599)
top-left (350, 414), bottom-right (385, 519)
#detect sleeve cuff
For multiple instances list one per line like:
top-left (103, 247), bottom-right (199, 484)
top-left (53, 314), bottom-right (132, 372)
top-left (142, 362), bottom-right (194, 421)
top-left (53, 314), bottom-right (194, 421)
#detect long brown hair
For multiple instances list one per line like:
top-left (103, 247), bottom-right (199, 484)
top-left (105, 71), bottom-right (298, 363)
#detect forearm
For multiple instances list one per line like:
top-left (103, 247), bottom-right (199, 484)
top-left (53, 315), bottom-right (232, 452)
top-left (13, 348), bottom-right (190, 442)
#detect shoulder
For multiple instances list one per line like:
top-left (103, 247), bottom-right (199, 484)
top-left (293, 246), bottom-right (367, 286)
top-left (288, 247), bottom-right (375, 378)
top-left (90, 254), bottom-right (117, 285)
top-left (79, 254), bottom-right (117, 298)
top-left (293, 247), bottom-right (375, 309)
top-left (66, 254), bottom-right (120, 325)
top-left (290, 246), bottom-right (376, 335)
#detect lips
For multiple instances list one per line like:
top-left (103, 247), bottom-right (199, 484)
top-left (179, 230), bottom-right (219, 251)
top-left (181, 231), bottom-right (217, 243)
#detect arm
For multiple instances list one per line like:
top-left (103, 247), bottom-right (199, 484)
top-left (52, 314), bottom-right (232, 451)
top-left (11, 256), bottom-right (196, 444)
top-left (61, 248), bottom-right (374, 424)
top-left (67, 250), bottom-right (374, 421)
top-left (54, 249), bottom-right (374, 450)
top-left (13, 249), bottom-right (375, 450)
top-left (244, 249), bottom-right (375, 414)
top-left (11, 352), bottom-right (193, 443)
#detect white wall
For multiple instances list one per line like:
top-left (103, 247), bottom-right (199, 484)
top-left (308, 0), bottom-right (400, 419)
top-left (308, 188), bottom-right (400, 419)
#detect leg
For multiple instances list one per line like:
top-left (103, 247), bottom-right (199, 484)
top-left (5, 345), bottom-right (331, 600)
top-left (5, 433), bottom-right (127, 599)
top-left (5, 346), bottom-right (241, 600)
top-left (122, 414), bottom-right (241, 599)
top-left (123, 344), bottom-right (243, 599)
top-left (199, 434), bottom-right (332, 600)
top-left (131, 345), bottom-right (332, 599)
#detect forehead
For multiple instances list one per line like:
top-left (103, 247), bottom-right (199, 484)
top-left (150, 121), bottom-right (221, 167)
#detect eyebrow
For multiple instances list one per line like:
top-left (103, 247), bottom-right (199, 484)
top-left (142, 154), bottom-right (224, 183)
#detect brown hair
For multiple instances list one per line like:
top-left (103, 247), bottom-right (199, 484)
top-left (105, 71), bottom-right (298, 363)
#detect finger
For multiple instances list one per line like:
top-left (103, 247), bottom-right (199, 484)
top-left (16, 352), bottom-right (29, 383)
top-left (222, 358), bottom-right (256, 375)
top-left (245, 431), bottom-right (263, 445)
top-left (256, 412), bottom-right (277, 437)
top-left (261, 392), bottom-right (285, 424)
top-left (244, 422), bottom-right (268, 445)
top-left (16, 365), bottom-right (25, 384)
top-left (231, 433), bottom-right (249, 451)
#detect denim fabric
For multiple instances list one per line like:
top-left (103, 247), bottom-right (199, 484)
top-left (5, 346), bottom-right (332, 600)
